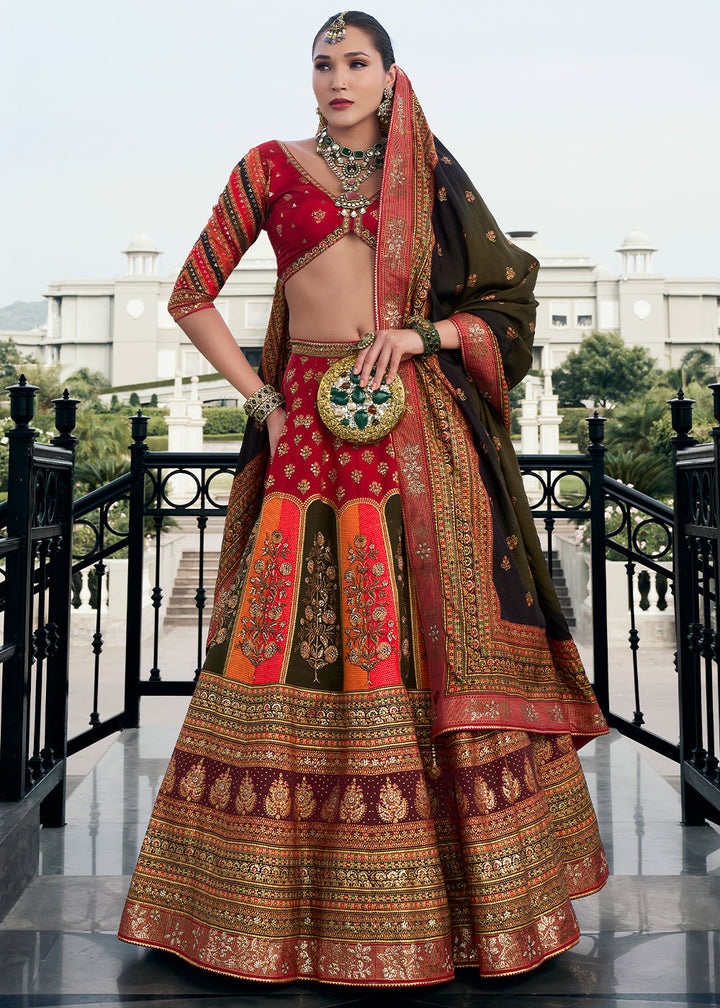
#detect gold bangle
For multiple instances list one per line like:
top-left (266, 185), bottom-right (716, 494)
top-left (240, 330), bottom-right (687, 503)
top-left (243, 384), bottom-right (285, 426)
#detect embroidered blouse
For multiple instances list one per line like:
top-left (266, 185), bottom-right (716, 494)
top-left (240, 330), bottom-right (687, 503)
top-left (167, 141), bottom-right (379, 322)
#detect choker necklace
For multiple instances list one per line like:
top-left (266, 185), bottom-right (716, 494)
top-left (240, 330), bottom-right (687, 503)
top-left (316, 127), bottom-right (385, 221)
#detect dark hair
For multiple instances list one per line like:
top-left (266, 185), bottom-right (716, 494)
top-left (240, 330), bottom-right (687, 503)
top-left (313, 11), bottom-right (395, 71)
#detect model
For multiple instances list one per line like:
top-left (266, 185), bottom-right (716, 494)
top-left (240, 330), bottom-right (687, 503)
top-left (119, 10), bottom-right (608, 986)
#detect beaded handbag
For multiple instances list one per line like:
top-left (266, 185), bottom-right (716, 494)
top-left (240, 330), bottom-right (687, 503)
top-left (316, 358), bottom-right (405, 444)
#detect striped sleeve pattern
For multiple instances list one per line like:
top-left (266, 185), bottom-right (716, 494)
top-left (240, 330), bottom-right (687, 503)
top-left (167, 147), bottom-right (269, 322)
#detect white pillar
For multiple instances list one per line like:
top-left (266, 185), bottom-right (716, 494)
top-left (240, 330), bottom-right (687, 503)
top-left (519, 375), bottom-right (540, 454)
top-left (537, 369), bottom-right (562, 455)
top-left (165, 375), bottom-right (207, 503)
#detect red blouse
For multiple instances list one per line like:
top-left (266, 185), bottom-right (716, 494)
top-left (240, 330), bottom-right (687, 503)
top-left (167, 142), bottom-right (380, 322)
top-left (260, 141), bottom-right (379, 285)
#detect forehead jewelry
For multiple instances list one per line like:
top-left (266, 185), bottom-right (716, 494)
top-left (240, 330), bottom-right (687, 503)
top-left (324, 12), bottom-right (347, 44)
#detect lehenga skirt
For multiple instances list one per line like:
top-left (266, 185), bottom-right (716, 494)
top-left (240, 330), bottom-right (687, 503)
top-left (118, 342), bottom-right (608, 986)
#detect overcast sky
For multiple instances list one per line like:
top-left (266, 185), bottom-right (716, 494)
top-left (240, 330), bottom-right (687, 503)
top-left (2, 0), bottom-right (719, 308)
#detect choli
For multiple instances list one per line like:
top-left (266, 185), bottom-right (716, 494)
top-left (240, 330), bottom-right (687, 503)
top-left (166, 141), bottom-right (380, 324)
top-left (260, 141), bottom-right (379, 286)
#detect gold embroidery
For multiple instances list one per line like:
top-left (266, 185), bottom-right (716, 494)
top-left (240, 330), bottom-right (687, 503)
top-left (235, 771), bottom-right (257, 814)
top-left (399, 445), bottom-right (426, 496)
top-left (265, 774), bottom-right (291, 818)
top-left (524, 758), bottom-right (537, 793)
top-left (321, 784), bottom-right (340, 821)
top-left (209, 769), bottom-right (232, 810)
top-left (501, 766), bottom-right (521, 803)
top-left (339, 779), bottom-right (366, 822)
top-left (297, 531), bottom-right (340, 679)
top-left (162, 758), bottom-right (176, 794)
top-left (474, 775), bottom-right (497, 813)
top-left (453, 782), bottom-right (469, 816)
top-left (378, 778), bottom-right (409, 823)
top-left (414, 779), bottom-right (431, 818)
top-left (238, 530), bottom-right (292, 666)
top-left (179, 759), bottom-right (206, 801)
top-left (343, 534), bottom-right (395, 672)
top-left (294, 777), bottom-right (316, 819)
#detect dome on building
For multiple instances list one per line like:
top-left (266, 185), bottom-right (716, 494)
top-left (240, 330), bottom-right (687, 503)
top-left (616, 227), bottom-right (658, 275)
top-left (616, 228), bottom-right (657, 253)
top-left (123, 233), bottom-right (160, 255)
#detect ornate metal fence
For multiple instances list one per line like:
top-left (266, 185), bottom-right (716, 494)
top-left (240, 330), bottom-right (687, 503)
top-left (0, 379), bottom-right (75, 824)
top-left (671, 388), bottom-right (720, 824)
top-left (2, 386), bottom-right (718, 826)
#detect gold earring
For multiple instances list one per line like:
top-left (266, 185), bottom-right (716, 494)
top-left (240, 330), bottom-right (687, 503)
top-left (316, 105), bottom-right (327, 135)
top-left (378, 87), bottom-right (394, 133)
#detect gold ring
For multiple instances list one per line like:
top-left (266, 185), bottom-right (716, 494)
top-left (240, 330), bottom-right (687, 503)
top-left (357, 331), bottom-right (376, 351)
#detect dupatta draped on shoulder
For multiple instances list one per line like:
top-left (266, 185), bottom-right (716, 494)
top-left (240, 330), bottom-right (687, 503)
top-left (208, 69), bottom-right (606, 749)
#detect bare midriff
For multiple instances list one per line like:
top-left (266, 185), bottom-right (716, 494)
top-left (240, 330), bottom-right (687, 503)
top-left (285, 234), bottom-right (376, 344)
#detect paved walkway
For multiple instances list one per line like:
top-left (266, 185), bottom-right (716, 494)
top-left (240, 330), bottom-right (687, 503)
top-left (1, 725), bottom-right (718, 1006)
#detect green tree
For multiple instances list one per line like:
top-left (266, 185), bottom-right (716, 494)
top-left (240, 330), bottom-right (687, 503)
top-left (552, 331), bottom-right (656, 408)
top-left (129, 391), bottom-right (140, 407)
top-left (65, 367), bottom-right (107, 402)
top-left (0, 338), bottom-right (30, 384)
top-left (663, 348), bottom-right (716, 391)
top-left (20, 362), bottom-right (64, 413)
top-left (73, 409), bottom-right (131, 486)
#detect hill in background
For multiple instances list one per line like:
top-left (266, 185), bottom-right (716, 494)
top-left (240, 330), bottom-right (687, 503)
top-left (0, 301), bottom-right (47, 331)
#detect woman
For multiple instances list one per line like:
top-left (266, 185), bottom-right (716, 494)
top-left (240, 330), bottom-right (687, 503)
top-left (119, 11), bottom-right (608, 986)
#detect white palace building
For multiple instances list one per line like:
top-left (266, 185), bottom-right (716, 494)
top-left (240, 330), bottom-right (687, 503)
top-left (6, 228), bottom-right (720, 403)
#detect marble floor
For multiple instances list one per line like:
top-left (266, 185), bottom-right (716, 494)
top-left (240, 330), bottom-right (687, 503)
top-left (1, 726), bottom-right (719, 1008)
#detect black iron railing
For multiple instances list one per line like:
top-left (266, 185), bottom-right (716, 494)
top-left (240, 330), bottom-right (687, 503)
top-left (0, 380), bottom-right (76, 825)
top-left (1, 381), bottom-right (719, 827)
top-left (671, 387), bottom-right (720, 825)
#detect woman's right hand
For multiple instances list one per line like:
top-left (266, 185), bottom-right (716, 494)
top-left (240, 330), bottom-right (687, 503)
top-left (266, 406), bottom-right (287, 459)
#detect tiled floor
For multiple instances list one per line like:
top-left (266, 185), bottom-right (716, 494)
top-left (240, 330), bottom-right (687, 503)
top-left (1, 727), bottom-right (719, 1008)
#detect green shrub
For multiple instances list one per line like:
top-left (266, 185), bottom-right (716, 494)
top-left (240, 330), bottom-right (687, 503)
top-left (202, 406), bottom-right (247, 436)
top-left (559, 407), bottom-right (591, 440)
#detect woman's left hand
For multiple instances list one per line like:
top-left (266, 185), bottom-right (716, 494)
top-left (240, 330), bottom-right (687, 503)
top-left (353, 329), bottom-right (424, 390)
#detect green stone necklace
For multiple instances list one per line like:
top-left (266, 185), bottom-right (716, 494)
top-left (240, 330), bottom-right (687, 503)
top-left (316, 127), bottom-right (385, 221)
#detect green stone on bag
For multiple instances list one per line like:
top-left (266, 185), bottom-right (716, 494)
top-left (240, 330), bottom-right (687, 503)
top-left (351, 385), bottom-right (366, 404)
top-left (372, 388), bottom-right (391, 404)
top-left (331, 388), bottom-right (349, 406)
top-left (354, 410), bottom-right (369, 429)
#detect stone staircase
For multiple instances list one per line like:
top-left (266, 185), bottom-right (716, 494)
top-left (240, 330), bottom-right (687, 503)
top-left (545, 548), bottom-right (575, 628)
top-left (164, 549), bottom-right (221, 627)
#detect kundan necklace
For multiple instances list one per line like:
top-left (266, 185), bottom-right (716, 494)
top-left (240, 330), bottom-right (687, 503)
top-left (316, 127), bottom-right (385, 221)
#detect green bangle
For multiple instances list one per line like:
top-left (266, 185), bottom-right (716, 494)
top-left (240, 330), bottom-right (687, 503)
top-left (407, 315), bottom-right (441, 357)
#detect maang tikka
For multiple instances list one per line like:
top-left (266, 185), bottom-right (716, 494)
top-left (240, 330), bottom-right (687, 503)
top-left (324, 12), bottom-right (347, 44)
